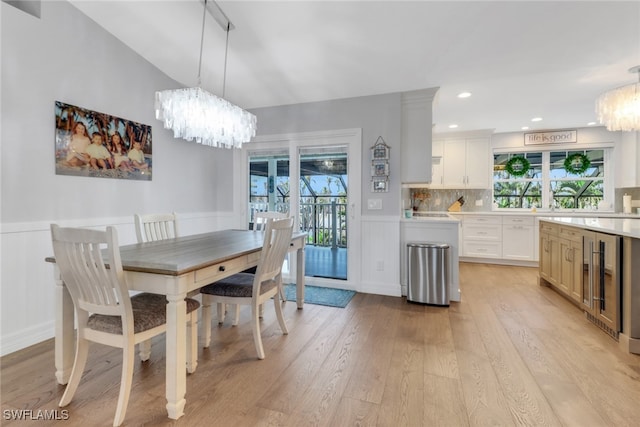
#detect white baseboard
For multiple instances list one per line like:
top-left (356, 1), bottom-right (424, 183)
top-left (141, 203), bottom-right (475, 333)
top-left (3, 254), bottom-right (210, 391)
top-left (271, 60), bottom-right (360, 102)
top-left (1, 320), bottom-right (54, 357)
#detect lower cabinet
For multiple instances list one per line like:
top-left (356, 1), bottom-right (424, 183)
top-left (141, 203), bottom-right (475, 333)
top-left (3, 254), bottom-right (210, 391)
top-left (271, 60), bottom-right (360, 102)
top-left (558, 226), bottom-right (583, 303)
top-left (539, 222), bottom-right (559, 285)
top-left (502, 216), bottom-right (535, 261)
top-left (461, 215), bottom-right (501, 258)
top-left (540, 222), bottom-right (584, 303)
top-left (456, 214), bottom-right (536, 262)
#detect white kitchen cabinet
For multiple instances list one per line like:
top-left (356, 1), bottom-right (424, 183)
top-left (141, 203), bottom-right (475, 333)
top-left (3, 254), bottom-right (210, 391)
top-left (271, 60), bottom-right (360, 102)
top-left (401, 88), bottom-right (439, 185)
top-left (502, 216), bottom-right (535, 261)
top-left (435, 137), bottom-right (491, 189)
top-left (460, 215), bottom-right (502, 258)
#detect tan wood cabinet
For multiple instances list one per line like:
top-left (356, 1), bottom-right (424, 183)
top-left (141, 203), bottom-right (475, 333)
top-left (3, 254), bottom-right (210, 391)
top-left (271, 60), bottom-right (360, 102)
top-left (539, 222), bottom-right (559, 286)
top-left (557, 226), bottom-right (583, 303)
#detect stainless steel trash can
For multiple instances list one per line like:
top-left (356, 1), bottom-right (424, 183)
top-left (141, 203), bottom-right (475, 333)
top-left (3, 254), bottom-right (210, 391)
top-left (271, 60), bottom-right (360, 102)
top-left (407, 242), bottom-right (450, 306)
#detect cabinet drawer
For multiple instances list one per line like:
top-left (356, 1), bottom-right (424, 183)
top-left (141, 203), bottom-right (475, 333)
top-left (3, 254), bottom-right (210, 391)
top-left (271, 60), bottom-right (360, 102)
top-left (559, 226), bottom-right (582, 242)
top-left (464, 215), bottom-right (501, 225)
top-left (503, 216), bottom-right (534, 226)
top-left (463, 241), bottom-right (502, 258)
top-left (540, 222), bottom-right (558, 235)
top-left (195, 254), bottom-right (253, 285)
top-left (464, 224), bottom-right (502, 241)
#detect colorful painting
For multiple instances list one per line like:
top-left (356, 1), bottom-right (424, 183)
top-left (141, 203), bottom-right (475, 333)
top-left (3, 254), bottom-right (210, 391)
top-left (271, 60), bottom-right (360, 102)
top-left (54, 101), bottom-right (152, 180)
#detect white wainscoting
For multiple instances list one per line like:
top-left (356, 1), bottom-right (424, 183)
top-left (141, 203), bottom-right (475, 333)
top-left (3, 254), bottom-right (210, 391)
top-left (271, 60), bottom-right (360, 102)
top-left (1, 213), bottom-right (402, 356)
top-left (359, 216), bottom-right (402, 297)
top-left (0, 211), bottom-right (239, 357)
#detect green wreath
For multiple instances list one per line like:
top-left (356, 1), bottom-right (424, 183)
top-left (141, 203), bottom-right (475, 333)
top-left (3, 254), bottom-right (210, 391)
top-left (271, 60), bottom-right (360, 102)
top-left (505, 155), bottom-right (530, 177)
top-left (564, 153), bottom-right (591, 175)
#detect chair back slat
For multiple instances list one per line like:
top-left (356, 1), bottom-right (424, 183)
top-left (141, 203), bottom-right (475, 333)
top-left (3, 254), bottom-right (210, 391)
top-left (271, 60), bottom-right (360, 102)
top-left (134, 213), bottom-right (179, 243)
top-left (254, 217), bottom-right (294, 294)
top-left (253, 211), bottom-right (287, 231)
top-left (51, 225), bottom-right (131, 319)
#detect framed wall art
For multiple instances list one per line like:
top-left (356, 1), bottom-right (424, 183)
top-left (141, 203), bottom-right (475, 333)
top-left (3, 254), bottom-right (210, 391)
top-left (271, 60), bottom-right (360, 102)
top-left (54, 101), bottom-right (153, 181)
top-left (370, 136), bottom-right (390, 192)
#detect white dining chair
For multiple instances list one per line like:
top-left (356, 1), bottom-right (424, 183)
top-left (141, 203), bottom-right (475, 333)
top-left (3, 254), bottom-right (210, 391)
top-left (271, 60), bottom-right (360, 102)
top-left (201, 217), bottom-right (294, 359)
top-left (217, 211), bottom-right (289, 325)
top-left (50, 224), bottom-right (200, 427)
top-left (134, 212), bottom-right (179, 243)
top-left (134, 212), bottom-right (181, 361)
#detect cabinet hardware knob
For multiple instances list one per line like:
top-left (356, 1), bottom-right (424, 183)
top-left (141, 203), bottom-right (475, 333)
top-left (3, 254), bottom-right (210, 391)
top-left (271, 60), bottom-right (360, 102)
top-left (219, 266), bottom-right (226, 272)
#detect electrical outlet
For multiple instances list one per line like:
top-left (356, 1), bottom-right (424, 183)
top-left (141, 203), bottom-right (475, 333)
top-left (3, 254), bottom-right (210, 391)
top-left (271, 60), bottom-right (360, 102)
top-left (376, 261), bottom-right (384, 271)
top-left (367, 199), bottom-right (382, 210)
top-left (475, 199), bottom-right (483, 207)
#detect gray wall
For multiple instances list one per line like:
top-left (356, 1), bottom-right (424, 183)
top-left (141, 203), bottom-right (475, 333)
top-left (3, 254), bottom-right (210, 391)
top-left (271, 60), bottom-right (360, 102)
top-left (1, 0), bottom-right (234, 224)
top-left (251, 93), bottom-right (403, 216)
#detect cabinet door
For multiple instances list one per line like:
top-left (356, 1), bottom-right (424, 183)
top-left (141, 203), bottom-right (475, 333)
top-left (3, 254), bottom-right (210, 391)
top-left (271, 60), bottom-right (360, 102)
top-left (431, 157), bottom-right (444, 188)
top-left (540, 232), bottom-right (552, 281)
top-left (570, 240), bottom-right (583, 303)
top-left (558, 237), bottom-right (572, 296)
top-left (465, 138), bottom-right (490, 188)
top-left (503, 225), bottom-right (534, 260)
top-left (540, 233), bottom-right (560, 285)
top-left (442, 139), bottom-right (466, 187)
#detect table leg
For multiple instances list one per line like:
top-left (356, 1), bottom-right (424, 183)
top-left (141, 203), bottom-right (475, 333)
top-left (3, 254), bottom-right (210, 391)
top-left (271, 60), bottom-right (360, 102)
top-left (296, 246), bottom-right (305, 309)
top-left (54, 267), bottom-right (74, 385)
top-left (165, 292), bottom-right (187, 420)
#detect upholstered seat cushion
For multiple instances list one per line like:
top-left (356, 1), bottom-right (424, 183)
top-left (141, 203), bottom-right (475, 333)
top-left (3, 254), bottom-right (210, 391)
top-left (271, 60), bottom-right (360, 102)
top-left (87, 293), bottom-right (200, 334)
top-left (200, 272), bottom-right (277, 298)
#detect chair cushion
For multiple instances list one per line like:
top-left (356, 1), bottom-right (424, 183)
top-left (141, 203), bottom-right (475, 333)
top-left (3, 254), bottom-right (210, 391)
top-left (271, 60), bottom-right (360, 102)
top-left (200, 272), bottom-right (277, 298)
top-left (87, 293), bottom-right (200, 335)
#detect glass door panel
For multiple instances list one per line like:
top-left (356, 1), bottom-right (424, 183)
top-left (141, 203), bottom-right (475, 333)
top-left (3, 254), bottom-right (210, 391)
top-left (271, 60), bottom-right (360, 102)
top-left (299, 151), bottom-right (348, 280)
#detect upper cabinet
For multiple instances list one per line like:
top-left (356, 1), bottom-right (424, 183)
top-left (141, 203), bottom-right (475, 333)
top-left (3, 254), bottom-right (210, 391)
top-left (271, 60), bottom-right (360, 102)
top-left (401, 88), bottom-right (439, 185)
top-left (432, 135), bottom-right (491, 189)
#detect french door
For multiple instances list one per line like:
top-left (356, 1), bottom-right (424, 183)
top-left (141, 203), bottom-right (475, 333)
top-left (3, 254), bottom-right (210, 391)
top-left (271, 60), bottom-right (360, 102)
top-left (238, 129), bottom-right (361, 290)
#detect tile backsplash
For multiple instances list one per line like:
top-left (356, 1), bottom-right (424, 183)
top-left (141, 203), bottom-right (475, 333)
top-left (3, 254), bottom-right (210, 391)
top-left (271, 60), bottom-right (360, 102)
top-left (409, 188), bottom-right (493, 212)
top-left (408, 187), bottom-right (640, 213)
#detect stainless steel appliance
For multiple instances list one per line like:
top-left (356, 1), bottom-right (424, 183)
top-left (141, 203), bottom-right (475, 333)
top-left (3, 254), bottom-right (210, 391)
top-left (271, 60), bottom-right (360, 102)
top-left (407, 242), bottom-right (450, 306)
top-left (581, 231), bottom-right (621, 338)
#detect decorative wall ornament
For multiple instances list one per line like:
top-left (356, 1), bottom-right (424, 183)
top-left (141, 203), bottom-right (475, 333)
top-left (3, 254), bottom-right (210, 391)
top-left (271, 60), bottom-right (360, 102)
top-left (55, 101), bottom-right (152, 181)
top-left (564, 153), bottom-right (591, 175)
top-left (505, 155), bottom-right (530, 177)
top-left (370, 136), bottom-right (390, 192)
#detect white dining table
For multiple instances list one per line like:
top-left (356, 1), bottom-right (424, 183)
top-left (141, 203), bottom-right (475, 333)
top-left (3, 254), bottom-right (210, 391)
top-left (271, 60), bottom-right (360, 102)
top-left (47, 229), bottom-right (306, 420)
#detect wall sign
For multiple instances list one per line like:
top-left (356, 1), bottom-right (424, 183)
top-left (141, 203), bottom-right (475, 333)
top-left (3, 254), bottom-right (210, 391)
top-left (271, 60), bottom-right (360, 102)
top-left (524, 130), bottom-right (577, 145)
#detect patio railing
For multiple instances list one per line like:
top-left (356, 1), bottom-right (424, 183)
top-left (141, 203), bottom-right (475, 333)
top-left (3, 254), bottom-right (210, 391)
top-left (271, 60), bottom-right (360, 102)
top-left (249, 200), bottom-right (347, 248)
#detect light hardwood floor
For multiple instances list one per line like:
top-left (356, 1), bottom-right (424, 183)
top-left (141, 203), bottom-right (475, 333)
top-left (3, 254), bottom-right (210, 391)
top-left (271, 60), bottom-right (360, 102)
top-left (2, 263), bottom-right (640, 426)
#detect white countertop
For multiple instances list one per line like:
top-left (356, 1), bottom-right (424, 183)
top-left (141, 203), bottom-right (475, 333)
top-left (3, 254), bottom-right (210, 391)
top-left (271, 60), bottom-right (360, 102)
top-left (402, 212), bottom-right (460, 223)
top-left (539, 217), bottom-right (640, 239)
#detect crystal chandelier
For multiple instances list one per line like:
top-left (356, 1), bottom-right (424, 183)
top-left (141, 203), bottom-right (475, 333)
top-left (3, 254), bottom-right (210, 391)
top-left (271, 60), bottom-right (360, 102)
top-left (595, 66), bottom-right (640, 132)
top-left (155, 0), bottom-right (256, 148)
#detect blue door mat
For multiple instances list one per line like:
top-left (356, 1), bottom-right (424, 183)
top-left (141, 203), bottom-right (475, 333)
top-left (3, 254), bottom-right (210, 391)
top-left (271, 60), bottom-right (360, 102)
top-left (283, 284), bottom-right (355, 308)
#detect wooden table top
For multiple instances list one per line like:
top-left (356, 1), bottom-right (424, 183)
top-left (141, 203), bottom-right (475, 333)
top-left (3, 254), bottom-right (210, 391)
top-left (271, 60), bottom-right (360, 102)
top-left (47, 229), bottom-right (306, 276)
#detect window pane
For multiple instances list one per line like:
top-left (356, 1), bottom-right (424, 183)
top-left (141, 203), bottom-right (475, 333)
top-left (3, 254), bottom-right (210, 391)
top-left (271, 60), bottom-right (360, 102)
top-left (494, 152), bottom-right (541, 180)
top-left (551, 179), bottom-right (603, 209)
top-left (494, 181), bottom-right (542, 208)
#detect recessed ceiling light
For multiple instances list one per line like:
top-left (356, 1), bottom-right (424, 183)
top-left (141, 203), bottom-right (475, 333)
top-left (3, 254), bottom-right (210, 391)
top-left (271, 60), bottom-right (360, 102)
top-left (587, 122), bottom-right (597, 126)
top-left (531, 117), bottom-right (543, 122)
top-left (449, 124), bottom-right (459, 129)
top-left (457, 92), bottom-right (472, 98)
top-left (521, 126), bottom-right (530, 130)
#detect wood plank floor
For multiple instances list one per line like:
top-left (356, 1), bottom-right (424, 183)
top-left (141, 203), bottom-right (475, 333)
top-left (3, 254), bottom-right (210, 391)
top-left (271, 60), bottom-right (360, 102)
top-left (3, 263), bottom-right (640, 426)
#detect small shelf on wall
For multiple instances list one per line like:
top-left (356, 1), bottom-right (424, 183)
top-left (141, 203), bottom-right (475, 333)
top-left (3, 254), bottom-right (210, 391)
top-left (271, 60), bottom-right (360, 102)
top-left (371, 136), bottom-right (390, 192)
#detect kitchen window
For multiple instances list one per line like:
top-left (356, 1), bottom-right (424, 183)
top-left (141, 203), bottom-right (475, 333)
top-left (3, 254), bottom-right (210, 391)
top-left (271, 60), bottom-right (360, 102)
top-left (493, 148), bottom-right (610, 211)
